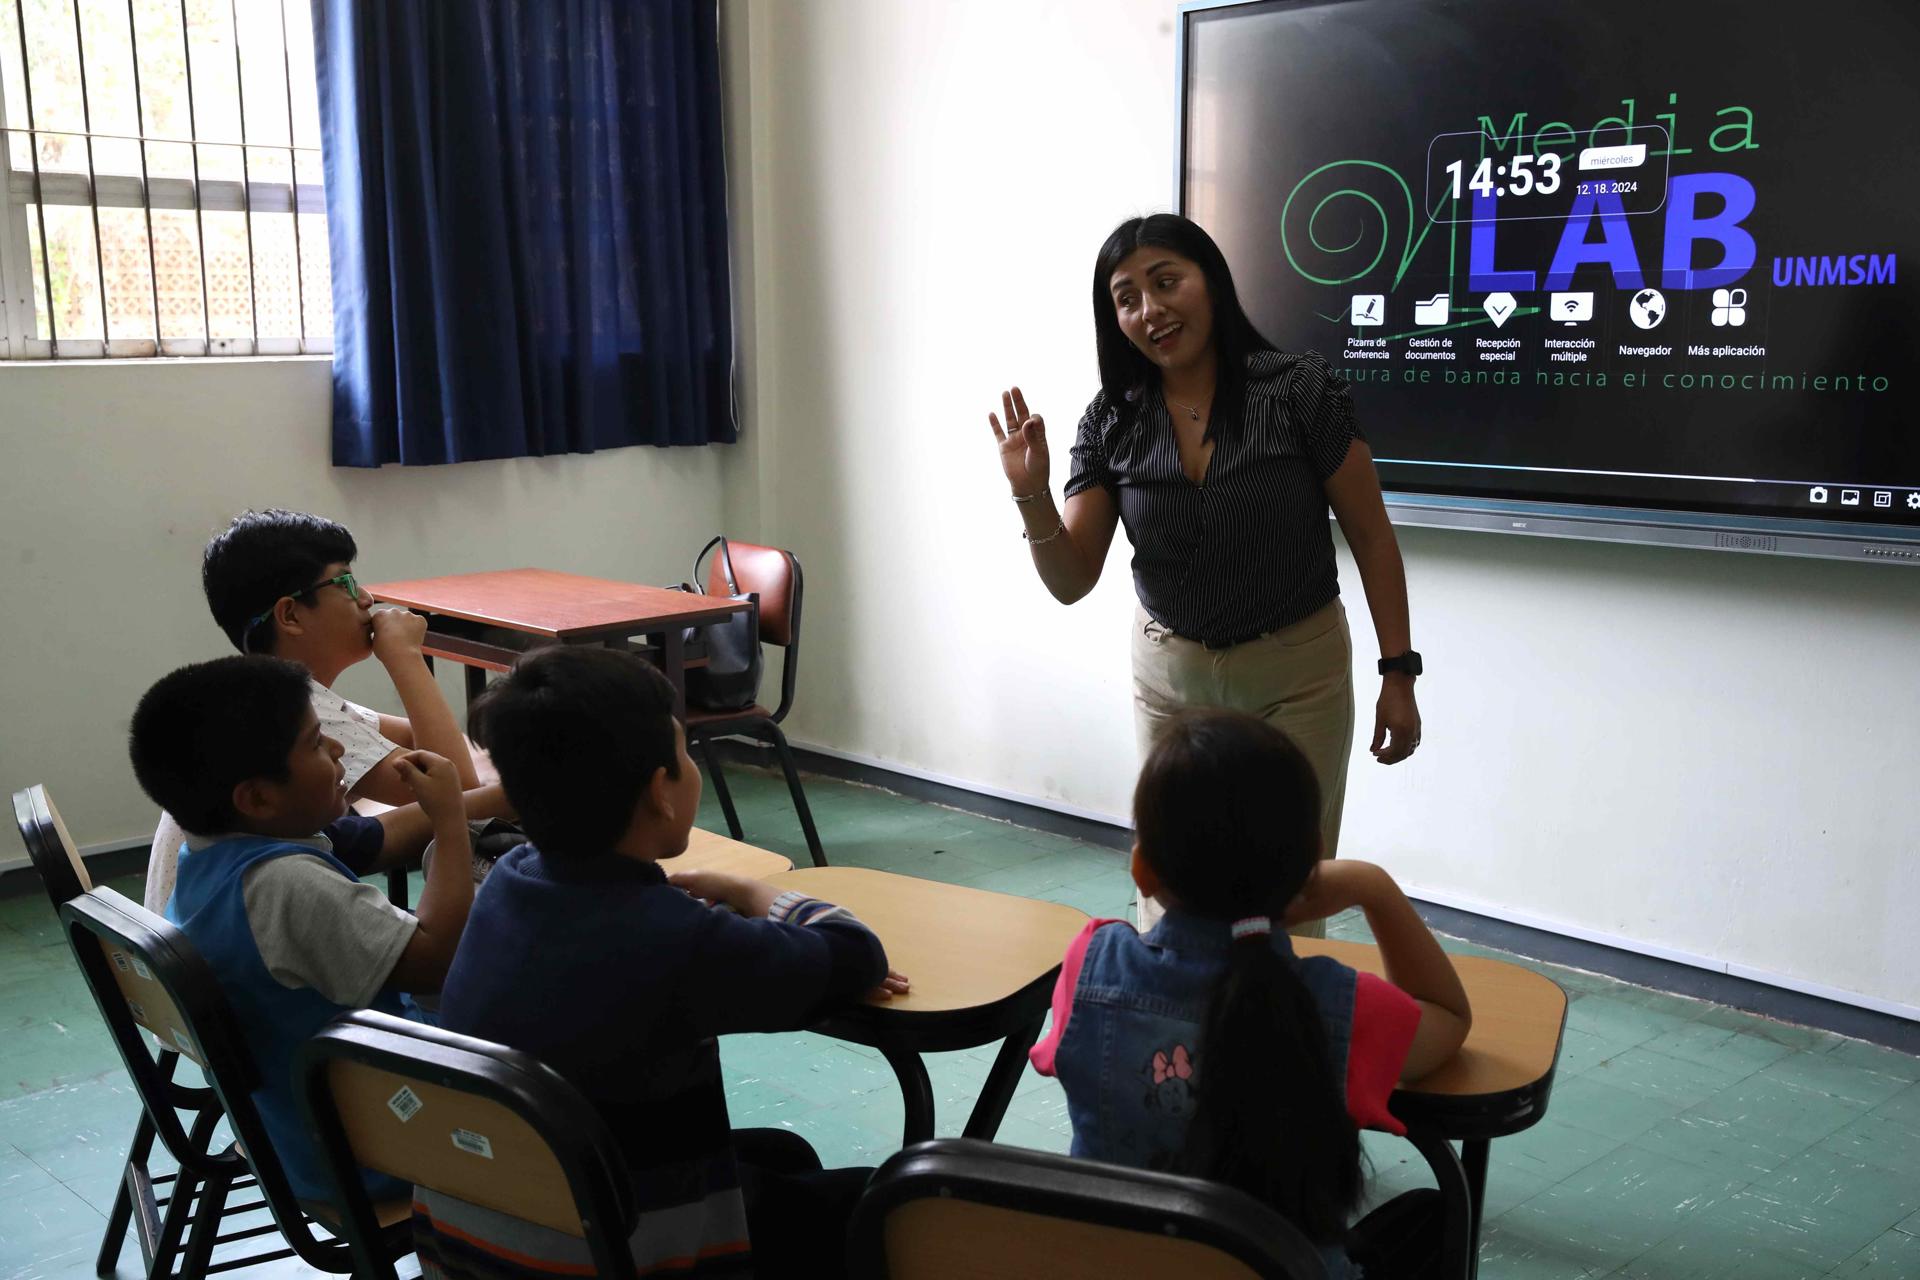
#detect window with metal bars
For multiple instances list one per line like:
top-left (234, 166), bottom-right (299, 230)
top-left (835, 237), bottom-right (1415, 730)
top-left (0, 0), bottom-right (329, 359)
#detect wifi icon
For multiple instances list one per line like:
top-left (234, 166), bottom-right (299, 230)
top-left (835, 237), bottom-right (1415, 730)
top-left (1550, 292), bottom-right (1594, 325)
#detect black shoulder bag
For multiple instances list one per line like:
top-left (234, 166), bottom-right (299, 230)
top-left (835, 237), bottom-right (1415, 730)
top-left (676, 536), bottom-right (764, 713)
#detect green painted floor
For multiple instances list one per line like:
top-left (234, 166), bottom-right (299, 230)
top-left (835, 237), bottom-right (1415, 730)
top-left (3, 767), bottom-right (1918, 1278)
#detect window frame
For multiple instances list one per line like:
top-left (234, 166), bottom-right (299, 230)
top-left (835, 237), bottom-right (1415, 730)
top-left (0, 0), bottom-right (332, 361)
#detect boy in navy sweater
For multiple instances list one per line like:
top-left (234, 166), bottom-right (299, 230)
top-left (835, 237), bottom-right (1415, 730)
top-left (423, 648), bottom-right (901, 1279)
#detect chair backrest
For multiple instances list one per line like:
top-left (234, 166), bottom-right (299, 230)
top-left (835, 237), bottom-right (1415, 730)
top-left (703, 538), bottom-right (804, 720)
top-left (59, 887), bottom-right (355, 1271)
top-left (12, 784), bottom-right (92, 909)
top-left (704, 539), bottom-right (801, 648)
top-left (849, 1139), bottom-right (1330, 1280)
top-left (296, 1010), bottom-right (641, 1280)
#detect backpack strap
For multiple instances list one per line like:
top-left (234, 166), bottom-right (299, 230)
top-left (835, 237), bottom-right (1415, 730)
top-left (694, 535), bottom-right (742, 596)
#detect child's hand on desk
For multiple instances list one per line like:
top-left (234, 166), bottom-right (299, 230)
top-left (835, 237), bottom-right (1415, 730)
top-left (868, 969), bottom-right (911, 1001)
top-left (668, 868), bottom-right (779, 918)
top-left (393, 750), bottom-right (463, 823)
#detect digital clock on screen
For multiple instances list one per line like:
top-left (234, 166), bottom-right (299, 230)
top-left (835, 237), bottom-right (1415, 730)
top-left (1424, 124), bottom-right (1670, 223)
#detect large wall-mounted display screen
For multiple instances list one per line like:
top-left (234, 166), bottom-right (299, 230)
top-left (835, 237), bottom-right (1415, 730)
top-left (1180, 0), bottom-right (1920, 557)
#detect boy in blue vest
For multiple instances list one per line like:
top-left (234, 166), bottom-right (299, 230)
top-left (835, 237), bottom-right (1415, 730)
top-left (128, 654), bottom-right (481, 1203)
top-left (419, 647), bottom-right (903, 1278)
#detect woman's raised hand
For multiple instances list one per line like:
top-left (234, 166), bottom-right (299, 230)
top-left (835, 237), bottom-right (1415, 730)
top-left (989, 386), bottom-right (1050, 499)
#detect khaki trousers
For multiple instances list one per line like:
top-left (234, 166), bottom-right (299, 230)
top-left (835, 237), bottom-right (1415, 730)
top-left (1131, 599), bottom-right (1355, 936)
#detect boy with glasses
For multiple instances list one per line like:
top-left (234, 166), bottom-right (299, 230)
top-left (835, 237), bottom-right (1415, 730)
top-left (145, 509), bottom-right (491, 913)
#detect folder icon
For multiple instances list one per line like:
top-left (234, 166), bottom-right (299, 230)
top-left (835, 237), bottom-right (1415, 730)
top-left (1414, 293), bottom-right (1450, 326)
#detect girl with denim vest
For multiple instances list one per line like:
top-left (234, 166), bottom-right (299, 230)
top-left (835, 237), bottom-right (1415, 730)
top-left (1030, 710), bottom-right (1472, 1278)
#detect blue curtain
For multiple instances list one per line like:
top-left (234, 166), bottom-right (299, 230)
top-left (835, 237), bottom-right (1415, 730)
top-left (312, 0), bottom-right (736, 467)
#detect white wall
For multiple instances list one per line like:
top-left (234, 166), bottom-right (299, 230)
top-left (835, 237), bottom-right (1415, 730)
top-left (0, 357), bottom-right (729, 854)
top-left (721, 0), bottom-right (1920, 1015)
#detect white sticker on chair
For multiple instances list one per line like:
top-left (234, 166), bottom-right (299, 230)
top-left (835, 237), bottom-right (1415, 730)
top-left (173, 1029), bottom-right (196, 1058)
top-left (387, 1086), bottom-right (424, 1123)
top-left (111, 951), bottom-right (130, 972)
top-left (451, 1128), bottom-right (494, 1159)
top-left (131, 957), bottom-right (153, 980)
top-left (127, 999), bottom-right (146, 1022)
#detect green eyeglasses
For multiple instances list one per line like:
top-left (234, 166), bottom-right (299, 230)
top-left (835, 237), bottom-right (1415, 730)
top-left (242, 572), bottom-right (362, 644)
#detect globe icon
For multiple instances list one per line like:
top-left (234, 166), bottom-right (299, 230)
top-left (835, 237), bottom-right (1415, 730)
top-left (1629, 288), bottom-right (1666, 330)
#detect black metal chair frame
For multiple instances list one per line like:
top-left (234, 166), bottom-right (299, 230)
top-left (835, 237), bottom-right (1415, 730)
top-left (295, 1009), bottom-right (644, 1280)
top-left (58, 886), bottom-right (411, 1276)
top-left (13, 785), bottom-right (229, 1278)
top-left (685, 540), bottom-right (828, 867)
top-left (849, 1137), bottom-right (1334, 1279)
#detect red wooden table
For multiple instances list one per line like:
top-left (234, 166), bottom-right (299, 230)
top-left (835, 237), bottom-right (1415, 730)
top-left (364, 569), bottom-right (752, 716)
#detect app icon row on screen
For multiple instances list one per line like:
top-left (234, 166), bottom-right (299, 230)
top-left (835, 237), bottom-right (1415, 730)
top-left (1808, 487), bottom-right (1920, 511)
top-left (1354, 288), bottom-right (1751, 331)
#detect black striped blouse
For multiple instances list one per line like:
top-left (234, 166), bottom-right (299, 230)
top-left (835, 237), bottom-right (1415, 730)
top-left (1064, 350), bottom-right (1362, 647)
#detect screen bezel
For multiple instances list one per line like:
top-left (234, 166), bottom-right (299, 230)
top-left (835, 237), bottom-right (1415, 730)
top-left (1173, 0), bottom-right (1920, 565)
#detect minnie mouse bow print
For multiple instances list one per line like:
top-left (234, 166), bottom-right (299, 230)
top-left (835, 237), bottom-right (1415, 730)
top-left (1145, 1043), bottom-right (1197, 1115)
top-left (1153, 1045), bottom-right (1193, 1084)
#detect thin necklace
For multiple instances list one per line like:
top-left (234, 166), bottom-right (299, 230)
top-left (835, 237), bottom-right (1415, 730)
top-left (1165, 392), bottom-right (1208, 421)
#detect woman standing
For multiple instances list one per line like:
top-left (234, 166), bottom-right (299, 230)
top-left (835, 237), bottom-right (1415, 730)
top-left (989, 214), bottom-right (1422, 931)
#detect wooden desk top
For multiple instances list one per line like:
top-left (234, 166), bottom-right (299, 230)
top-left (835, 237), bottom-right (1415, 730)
top-left (768, 867), bottom-right (1088, 1015)
top-left (365, 569), bottom-right (748, 640)
top-left (677, 828), bottom-right (794, 880)
top-left (1297, 937), bottom-right (1566, 1102)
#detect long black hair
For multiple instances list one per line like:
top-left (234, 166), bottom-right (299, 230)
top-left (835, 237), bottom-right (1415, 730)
top-left (1092, 214), bottom-right (1278, 441)
top-left (1133, 709), bottom-right (1362, 1242)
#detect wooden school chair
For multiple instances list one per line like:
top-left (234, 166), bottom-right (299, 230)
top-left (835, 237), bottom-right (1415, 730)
top-left (847, 1138), bottom-right (1332, 1279)
top-left (296, 1008), bottom-right (643, 1280)
top-left (684, 538), bottom-right (829, 867)
top-left (12, 784), bottom-right (227, 1278)
top-left (57, 886), bottom-right (412, 1277)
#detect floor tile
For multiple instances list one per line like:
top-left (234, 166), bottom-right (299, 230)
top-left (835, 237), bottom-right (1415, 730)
top-left (1754, 1143), bottom-right (1920, 1234)
top-left (1624, 1187), bottom-right (1888, 1276)
top-left (1630, 1109), bottom-right (1812, 1183)
top-left (1669, 1071), bottom-right (1872, 1157)
top-left (0, 1041), bottom-right (123, 1103)
top-left (1636, 1020), bottom-right (1795, 1078)
top-left (1750, 1048), bottom-right (1913, 1109)
top-left (1831, 1227), bottom-right (1920, 1277)
top-left (0, 1182), bottom-right (105, 1278)
top-left (0, 1145), bottom-right (58, 1202)
top-left (1614, 1235), bottom-right (1829, 1280)
top-left (1867, 1080), bottom-right (1920, 1132)
top-left (1563, 992), bottom-right (1701, 1051)
top-left (1578, 1046), bottom-right (1755, 1111)
top-left (1545, 1075), bottom-right (1686, 1143)
top-left (1493, 1118), bottom-right (1628, 1186)
top-left (1694, 1004), bottom-right (1843, 1053)
top-left (1493, 1145), bottom-right (1746, 1274)
top-left (1818, 1036), bottom-right (1920, 1084)
top-left (1817, 1108), bottom-right (1920, 1183)
top-left (1475, 1217), bottom-right (1611, 1278)
top-left (1553, 1026), bottom-right (1635, 1079)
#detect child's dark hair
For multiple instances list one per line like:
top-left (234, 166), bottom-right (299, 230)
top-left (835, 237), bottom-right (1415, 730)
top-left (202, 509), bottom-right (359, 654)
top-left (128, 656), bottom-right (315, 836)
top-left (469, 648), bottom-right (681, 860)
top-left (1091, 213), bottom-right (1278, 442)
top-left (1133, 710), bottom-right (1361, 1242)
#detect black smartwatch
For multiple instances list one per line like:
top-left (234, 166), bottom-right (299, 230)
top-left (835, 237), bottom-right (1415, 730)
top-left (1378, 651), bottom-right (1423, 678)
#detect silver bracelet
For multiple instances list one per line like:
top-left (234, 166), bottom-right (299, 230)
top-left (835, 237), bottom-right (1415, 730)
top-left (1024, 519), bottom-right (1068, 546)
top-left (1011, 490), bottom-right (1046, 505)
